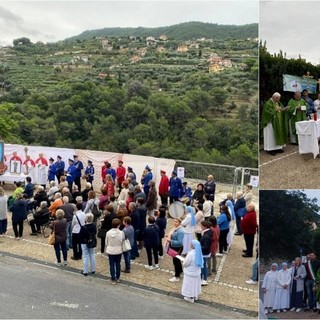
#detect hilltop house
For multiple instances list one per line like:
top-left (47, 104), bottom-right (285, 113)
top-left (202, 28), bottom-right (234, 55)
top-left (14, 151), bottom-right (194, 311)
top-left (177, 45), bottom-right (188, 52)
top-left (146, 37), bottom-right (156, 46)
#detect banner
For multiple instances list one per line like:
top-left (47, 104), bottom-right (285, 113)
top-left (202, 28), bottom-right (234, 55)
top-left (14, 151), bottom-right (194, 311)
top-left (283, 74), bottom-right (317, 93)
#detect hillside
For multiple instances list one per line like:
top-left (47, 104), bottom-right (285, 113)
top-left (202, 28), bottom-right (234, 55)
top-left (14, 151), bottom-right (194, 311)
top-left (0, 26), bottom-right (258, 168)
top-left (65, 21), bottom-right (258, 42)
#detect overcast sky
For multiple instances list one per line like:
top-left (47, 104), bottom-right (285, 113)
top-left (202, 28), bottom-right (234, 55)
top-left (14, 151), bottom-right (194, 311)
top-left (0, 1), bottom-right (258, 46)
top-left (260, 1), bottom-right (320, 65)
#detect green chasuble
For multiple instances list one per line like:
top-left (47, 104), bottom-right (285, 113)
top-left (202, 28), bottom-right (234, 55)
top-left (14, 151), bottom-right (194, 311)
top-left (288, 98), bottom-right (307, 135)
top-left (261, 98), bottom-right (288, 145)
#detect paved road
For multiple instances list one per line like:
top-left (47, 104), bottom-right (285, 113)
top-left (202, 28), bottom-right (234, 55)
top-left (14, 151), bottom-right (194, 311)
top-left (0, 254), bottom-right (250, 319)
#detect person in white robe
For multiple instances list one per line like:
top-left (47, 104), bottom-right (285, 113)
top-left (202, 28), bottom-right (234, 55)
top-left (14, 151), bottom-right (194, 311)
top-left (262, 263), bottom-right (278, 314)
top-left (181, 239), bottom-right (203, 303)
top-left (273, 262), bottom-right (291, 313)
top-left (181, 206), bottom-right (196, 255)
top-left (35, 153), bottom-right (48, 188)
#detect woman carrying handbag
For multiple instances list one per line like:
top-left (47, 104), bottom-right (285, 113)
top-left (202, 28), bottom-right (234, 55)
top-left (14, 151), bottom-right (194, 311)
top-left (165, 218), bottom-right (184, 283)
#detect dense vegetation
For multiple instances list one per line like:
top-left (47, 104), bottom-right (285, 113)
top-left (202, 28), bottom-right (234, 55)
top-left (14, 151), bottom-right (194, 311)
top-left (260, 41), bottom-right (320, 106)
top-left (66, 21), bottom-right (258, 42)
top-left (260, 190), bottom-right (320, 262)
top-left (0, 24), bottom-right (258, 168)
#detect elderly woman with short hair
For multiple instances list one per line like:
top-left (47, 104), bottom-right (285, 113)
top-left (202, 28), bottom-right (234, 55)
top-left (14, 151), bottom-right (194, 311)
top-left (50, 209), bottom-right (67, 266)
top-left (30, 201), bottom-right (50, 235)
top-left (79, 213), bottom-right (97, 276)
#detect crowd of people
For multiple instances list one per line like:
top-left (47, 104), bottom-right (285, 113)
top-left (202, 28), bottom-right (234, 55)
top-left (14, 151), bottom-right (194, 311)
top-left (0, 154), bottom-right (258, 302)
top-left (261, 89), bottom-right (318, 155)
top-left (261, 252), bottom-right (320, 315)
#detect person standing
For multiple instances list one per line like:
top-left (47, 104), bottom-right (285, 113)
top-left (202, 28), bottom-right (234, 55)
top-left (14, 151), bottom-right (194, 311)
top-left (143, 216), bottom-right (160, 270)
top-left (288, 91), bottom-right (308, 144)
top-left (145, 180), bottom-right (158, 217)
top-left (166, 218), bottom-right (184, 282)
top-left (48, 157), bottom-right (57, 184)
top-left (169, 170), bottom-right (183, 204)
top-left (313, 93), bottom-right (320, 119)
top-left (99, 205), bottom-right (117, 254)
top-left (181, 205), bottom-right (196, 255)
top-left (23, 155), bottom-right (35, 182)
top-left (241, 203), bottom-right (257, 258)
top-left (305, 252), bottom-right (320, 312)
top-left (84, 160), bottom-right (95, 185)
top-left (208, 216), bottom-right (220, 275)
top-left (200, 220), bottom-right (212, 286)
top-left (301, 89), bottom-right (314, 116)
top-left (290, 257), bottom-right (307, 313)
top-left (106, 163), bottom-right (116, 184)
top-left (143, 165), bottom-right (153, 199)
top-left (273, 262), bottom-right (292, 313)
top-left (158, 170), bottom-right (169, 207)
top-left (116, 160), bottom-right (126, 193)
top-left (122, 216), bottom-right (134, 273)
top-left (79, 213), bottom-right (97, 276)
top-left (73, 155), bottom-right (83, 192)
top-left (66, 158), bottom-right (76, 192)
top-left (55, 155), bottom-right (65, 183)
top-left (234, 191), bottom-right (246, 236)
top-left (9, 192), bottom-right (27, 240)
top-left (71, 202), bottom-right (86, 260)
top-left (204, 175), bottom-right (216, 204)
top-left (262, 263), bottom-right (278, 315)
top-left (101, 160), bottom-right (108, 184)
top-left (155, 206), bottom-right (167, 259)
top-left (126, 166), bottom-right (137, 185)
top-left (261, 92), bottom-right (288, 155)
top-left (105, 218), bottom-right (125, 284)
top-left (243, 184), bottom-right (253, 206)
top-left (216, 205), bottom-right (231, 257)
top-left (0, 187), bottom-right (8, 236)
top-left (35, 153), bottom-right (48, 189)
top-left (59, 196), bottom-right (76, 249)
top-left (181, 239), bottom-right (203, 303)
top-left (50, 209), bottom-right (68, 266)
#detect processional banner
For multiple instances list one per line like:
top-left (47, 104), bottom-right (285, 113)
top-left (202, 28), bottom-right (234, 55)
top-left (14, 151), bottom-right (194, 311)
top-left (283, 74), bottom-right (317, 94)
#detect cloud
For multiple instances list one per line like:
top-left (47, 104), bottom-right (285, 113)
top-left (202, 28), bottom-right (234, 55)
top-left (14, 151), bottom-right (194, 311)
top-left (0, 1), bottom-right (258, 45)
top-left (260, 1), bottom-right (320, 65)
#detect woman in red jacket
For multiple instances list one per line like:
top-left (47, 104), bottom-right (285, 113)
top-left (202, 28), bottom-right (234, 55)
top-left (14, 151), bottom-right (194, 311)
top-left (240, 204), bottom-right (257, 258)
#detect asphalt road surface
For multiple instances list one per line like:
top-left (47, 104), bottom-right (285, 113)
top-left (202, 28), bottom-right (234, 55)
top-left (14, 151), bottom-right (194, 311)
top-left (0, 253), bottom-right (250, 319)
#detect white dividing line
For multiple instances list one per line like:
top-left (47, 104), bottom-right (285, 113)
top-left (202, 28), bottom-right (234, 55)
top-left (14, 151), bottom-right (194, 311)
top-left (50, 301), bottom-right (79, 309)
top-left (212, 280), bottom-right (258, 293)
top-left (259, 151), bottom-right (299, 167)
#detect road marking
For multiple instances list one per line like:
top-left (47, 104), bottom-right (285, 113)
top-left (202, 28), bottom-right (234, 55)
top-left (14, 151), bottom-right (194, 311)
top-left (259, 151), bottom-right (298, 167)
top-left (50, 301), bottom-right (79, 309)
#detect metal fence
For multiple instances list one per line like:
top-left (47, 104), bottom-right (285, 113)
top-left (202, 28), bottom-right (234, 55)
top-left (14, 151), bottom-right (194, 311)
top-left (175, 159), bottom-right (259, 197)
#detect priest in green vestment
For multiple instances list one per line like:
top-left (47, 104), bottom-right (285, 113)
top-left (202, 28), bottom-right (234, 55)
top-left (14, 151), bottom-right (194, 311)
top-left (261, 92), bottom-right (289, 155)
top-left (288, 91), bottom-right (307, 144)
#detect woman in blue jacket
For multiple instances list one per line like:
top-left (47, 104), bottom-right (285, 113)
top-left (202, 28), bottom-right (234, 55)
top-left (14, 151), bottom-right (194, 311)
top-left (165, 218), bottom-right (184, 282)
top-left (217, 205), bottom-right (231, 256)
top-left (10, 192), bottom-right (27, 240)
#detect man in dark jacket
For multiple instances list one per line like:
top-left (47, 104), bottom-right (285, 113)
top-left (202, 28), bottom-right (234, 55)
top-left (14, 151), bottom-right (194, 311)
top-left (142, 216), bottom-right (159, 270)
top-left (204, 175), bottom-right (216, 202)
